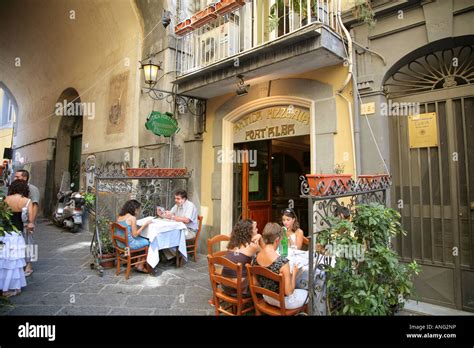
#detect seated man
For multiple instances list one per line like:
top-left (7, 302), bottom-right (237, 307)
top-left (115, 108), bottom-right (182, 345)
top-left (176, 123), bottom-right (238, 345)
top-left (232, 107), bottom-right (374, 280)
top-left (157, 189), bottom-right (198, 260)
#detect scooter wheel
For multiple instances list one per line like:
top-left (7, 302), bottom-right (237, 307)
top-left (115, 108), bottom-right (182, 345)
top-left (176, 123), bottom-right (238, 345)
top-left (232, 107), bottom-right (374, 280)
top-left (72, 225), bottom-right (80, 233)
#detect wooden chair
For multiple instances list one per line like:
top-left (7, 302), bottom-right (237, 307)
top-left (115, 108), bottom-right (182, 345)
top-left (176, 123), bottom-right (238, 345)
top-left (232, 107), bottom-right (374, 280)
top-left (186, 215), bottom-right (203, 262)
top-left (111, 222), bottom-right (149, 280)
top-left (246, 264), bottom-right (307, 316)
top-left (207, 255), bottom-right (254, 316)
top-left (302, 236), bottom-right (309, 251)
top-left (207, 234), bottom-right (230, 257)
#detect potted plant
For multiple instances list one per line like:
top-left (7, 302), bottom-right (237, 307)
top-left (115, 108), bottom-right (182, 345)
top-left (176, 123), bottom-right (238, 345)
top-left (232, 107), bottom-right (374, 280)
top-left (190, 4), bottom-right (218, 29)
top-left (97, 217), bottom-right (115, 269)
top-left (175, 18), bottom-right (192, 36)
top-left (215, 0), bottom-right (246, 16)
top-left (305, 163), bottom-right (352, 196)
top-left (269, 0), bottom-right (328, 32)
top-left (318, 203), bottom-right (421, 315)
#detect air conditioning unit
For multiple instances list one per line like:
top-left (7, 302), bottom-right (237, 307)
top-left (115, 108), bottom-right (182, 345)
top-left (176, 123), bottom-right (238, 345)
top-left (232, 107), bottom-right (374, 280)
top-left (199, 21), bottom-right (239, 66)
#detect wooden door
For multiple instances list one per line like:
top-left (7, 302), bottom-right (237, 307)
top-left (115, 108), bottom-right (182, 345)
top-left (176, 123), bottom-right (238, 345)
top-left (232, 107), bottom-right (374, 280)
top-left (241, 140), bottom-right (272, 231)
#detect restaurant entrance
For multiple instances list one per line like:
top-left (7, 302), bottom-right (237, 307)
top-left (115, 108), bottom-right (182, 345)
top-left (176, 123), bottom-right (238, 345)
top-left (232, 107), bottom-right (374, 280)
top-left (233, 135), bottom-right (310, 233)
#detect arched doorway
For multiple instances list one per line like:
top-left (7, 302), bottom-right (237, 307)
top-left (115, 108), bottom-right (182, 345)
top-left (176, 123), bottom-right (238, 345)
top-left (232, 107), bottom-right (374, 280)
top-left (384, 37), bottom-right (474, 311)
top-left (51, 88), bottom-right (83, 213)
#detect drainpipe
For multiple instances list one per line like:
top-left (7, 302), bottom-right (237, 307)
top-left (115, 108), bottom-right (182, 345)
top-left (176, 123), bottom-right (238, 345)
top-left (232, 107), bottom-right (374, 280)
top-left (336, 0), bottom-right (360, 178)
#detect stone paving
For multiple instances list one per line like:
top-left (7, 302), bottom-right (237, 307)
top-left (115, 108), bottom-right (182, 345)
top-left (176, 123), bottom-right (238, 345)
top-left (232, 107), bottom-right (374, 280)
top-left (0, 220), bottom-right (214, 316)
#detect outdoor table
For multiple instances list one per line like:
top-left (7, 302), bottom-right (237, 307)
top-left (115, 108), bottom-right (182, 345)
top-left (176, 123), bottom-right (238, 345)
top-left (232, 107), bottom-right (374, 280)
top-left (137, 217), bottom-right (188, 268)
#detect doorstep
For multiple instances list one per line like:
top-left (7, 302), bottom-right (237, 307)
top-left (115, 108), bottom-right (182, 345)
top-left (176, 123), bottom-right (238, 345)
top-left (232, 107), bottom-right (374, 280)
top-left (403, 300), bottom-right (474, 316)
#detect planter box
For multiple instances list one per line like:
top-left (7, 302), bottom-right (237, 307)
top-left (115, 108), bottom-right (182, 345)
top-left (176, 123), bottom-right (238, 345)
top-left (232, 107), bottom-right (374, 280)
top-left (358, 174), bottom-right (390, 182)
top-left (175, 18), bottom-right (192, 36)
top-left (190, 5), bottom-right (217, 29)
top-left (216, 0), bottom-right (246, 16)
top-left (358, 174), bottom-right (391, 188)
top-left (305, 174), bottom-right (353, 196)
top-left (126, 168), bottom-right (187, 178)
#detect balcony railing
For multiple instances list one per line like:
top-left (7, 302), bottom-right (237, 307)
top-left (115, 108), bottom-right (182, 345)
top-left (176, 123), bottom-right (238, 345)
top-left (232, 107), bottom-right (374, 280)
top-left (176, 0), bottom-right (342, 77)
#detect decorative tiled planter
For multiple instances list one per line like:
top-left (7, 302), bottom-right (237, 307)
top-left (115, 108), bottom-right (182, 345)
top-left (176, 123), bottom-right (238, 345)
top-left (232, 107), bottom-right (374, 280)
top-left (358, 174), bottom-right (391, 189)
top-left (126, 168), bottom-right (187, 178)
top-left (215, 0), bottom-right (246, 16)
top-left (190, 5), bottom-right (217, 29)
top-left (305, 174), bottom-right (353, 196)
top-left (175, 18), bottom-right (192, 36)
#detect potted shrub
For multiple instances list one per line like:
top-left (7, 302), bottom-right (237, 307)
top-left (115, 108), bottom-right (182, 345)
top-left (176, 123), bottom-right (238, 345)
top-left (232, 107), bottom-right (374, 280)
top-left (318, 203), bottom-right (421, 315)
top-left (97, 217), bottom-right (115, 269)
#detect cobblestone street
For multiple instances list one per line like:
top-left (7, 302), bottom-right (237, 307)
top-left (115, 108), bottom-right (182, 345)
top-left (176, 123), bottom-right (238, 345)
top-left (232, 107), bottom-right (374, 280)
top-left (0, 221), bottom-right (213, 316)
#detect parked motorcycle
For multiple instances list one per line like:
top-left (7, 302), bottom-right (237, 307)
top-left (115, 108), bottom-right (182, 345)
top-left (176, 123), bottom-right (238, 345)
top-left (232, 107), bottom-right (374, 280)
top-left (53, 172), bottom-right (85, 233)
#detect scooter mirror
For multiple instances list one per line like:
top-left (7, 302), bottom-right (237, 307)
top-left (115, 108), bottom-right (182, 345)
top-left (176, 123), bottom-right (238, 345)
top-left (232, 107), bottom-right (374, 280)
top-left (70, 183), bottom-right (75, 188)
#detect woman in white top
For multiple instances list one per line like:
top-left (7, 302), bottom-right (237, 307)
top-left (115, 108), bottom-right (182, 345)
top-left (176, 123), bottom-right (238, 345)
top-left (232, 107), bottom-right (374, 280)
top-left (1, 180), bottom-right (33, 296)
top-left (281, 208), bottom-right (304, 250)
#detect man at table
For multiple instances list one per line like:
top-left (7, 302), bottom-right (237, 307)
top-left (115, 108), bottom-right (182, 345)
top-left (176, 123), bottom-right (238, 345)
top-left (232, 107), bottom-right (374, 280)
top-left (157, 189), bottom-right (198, 260)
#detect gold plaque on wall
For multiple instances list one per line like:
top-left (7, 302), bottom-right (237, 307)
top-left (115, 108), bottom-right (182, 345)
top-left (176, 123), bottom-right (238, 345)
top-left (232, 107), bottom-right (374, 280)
top-left (408, 112), bottom-right (438, 148)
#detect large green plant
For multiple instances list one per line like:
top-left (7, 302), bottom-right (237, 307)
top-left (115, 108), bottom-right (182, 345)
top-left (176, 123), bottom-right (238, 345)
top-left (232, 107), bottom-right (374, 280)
top-left (318, 203), bottom-right (420, 315)
top-left (0, 199), bottom-right (19, 237)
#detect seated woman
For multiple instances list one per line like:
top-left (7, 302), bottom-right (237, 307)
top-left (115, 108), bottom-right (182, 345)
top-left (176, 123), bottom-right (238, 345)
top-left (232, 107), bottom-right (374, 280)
top-left (221, 219), bottom-right (263, 297)
top-left (116, 200), bottom-right (152, 273)
top-left (282, 208), bottom-right (305, 250)
top-left (252, 222), bottom-right (308, 309)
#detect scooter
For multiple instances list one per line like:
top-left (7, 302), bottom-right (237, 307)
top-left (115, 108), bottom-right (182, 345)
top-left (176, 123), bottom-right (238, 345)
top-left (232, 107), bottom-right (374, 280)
top-left (53, 172), bottom-right (85, 233)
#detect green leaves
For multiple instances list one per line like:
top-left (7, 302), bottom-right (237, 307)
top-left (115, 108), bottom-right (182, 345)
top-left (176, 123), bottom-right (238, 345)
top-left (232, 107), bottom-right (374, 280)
top-left (0, 199), bottom-right (19, 237)
top-left (323, 203), bottom-right (420, 315)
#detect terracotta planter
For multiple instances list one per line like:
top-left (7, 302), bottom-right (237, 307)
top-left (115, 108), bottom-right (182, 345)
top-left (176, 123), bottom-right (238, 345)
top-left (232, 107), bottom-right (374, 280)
top-left (126, 168), bottom-right (187, 178)
top-left (175, 18), bottom-right (192, 36)
top-left (190, 5), bottom-right (217, 29)
top-left (215, 0), bottom-right (246, 16)
top-left (358, 174), bottom-right (391, 188)
top-left (305, 174), bottom-right (353, 196)
top-left (100, 253), bottom-right (116, 269)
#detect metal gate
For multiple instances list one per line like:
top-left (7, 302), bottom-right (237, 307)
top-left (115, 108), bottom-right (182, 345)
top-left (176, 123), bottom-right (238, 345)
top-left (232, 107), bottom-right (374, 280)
top-left (385, 44), bottom-right (474, 311)
top-left (389, 92), bottom-right (474, 311)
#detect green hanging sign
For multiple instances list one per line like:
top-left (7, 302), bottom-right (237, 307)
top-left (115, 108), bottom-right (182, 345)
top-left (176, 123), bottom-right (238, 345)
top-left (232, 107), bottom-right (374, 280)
top-left (145, 111), bottom-right (180, 137)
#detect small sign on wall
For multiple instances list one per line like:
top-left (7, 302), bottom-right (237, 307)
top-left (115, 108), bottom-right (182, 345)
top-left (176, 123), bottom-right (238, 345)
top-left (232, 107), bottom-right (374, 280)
top-left (408, 112), bottom-right (438, 148)
top-left (360, 102), bottom-right (375, 115)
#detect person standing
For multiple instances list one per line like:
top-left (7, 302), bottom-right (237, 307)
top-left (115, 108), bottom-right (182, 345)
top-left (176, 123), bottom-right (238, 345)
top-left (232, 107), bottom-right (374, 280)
top-left (13, 169), bottom-right (39, 276)
top-left (1, 180), bottom-right (33, 296)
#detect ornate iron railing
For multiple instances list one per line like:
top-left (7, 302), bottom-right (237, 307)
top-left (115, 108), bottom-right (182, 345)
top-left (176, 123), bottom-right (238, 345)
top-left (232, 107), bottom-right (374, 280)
top-left (300, 174), bottom-right (392, 315)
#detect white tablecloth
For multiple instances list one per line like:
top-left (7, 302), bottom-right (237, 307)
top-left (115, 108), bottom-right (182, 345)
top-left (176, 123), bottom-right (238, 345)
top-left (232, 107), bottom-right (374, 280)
top-left (138, 218), bottom-right (188, 268)
top-left (286, 249), bottom-right (335, 273)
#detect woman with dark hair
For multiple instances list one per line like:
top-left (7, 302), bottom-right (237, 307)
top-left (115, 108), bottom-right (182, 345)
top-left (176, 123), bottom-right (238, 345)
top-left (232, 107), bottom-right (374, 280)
top-left (1, 180), bottom-right (32, 296)
top-left (221, 219), bottom-right (263, 296)
top-left (116, 199), bottom-right (151, 272)
top-left (281, 208), bottom-right (304, 250)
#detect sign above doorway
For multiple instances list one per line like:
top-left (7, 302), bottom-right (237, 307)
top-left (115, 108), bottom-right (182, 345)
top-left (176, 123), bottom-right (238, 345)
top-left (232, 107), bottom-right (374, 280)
top-left (233, 105), bottom-right (310, 143)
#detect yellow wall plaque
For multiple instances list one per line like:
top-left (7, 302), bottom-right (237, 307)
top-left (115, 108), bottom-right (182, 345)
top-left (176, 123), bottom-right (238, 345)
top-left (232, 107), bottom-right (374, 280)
top-left (408, 112), bottom-right (438, 148)
top-left (360, 102), bottom-right (375, 115)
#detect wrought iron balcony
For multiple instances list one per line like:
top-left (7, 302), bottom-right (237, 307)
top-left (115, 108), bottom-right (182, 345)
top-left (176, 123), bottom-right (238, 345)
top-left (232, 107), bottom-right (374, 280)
top-left (175, 0), bottom-right (343, 78)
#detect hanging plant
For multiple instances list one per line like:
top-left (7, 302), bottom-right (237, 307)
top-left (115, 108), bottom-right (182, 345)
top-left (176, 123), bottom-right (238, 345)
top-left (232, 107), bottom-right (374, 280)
top-left (352, 0), bottom-right (376, 28)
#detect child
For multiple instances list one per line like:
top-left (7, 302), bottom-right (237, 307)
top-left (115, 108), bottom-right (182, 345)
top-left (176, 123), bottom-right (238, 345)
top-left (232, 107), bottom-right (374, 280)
top-left (281, 208), bottom-right (305, 250)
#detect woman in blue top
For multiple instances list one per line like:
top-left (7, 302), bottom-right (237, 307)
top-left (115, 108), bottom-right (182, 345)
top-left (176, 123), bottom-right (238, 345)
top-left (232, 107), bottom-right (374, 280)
top-left (116, 200), bottom-right (151, 272)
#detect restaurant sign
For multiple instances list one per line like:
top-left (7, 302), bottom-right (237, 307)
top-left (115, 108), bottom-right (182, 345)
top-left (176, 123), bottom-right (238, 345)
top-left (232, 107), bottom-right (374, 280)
top-left (145, 111), bottom-right (180, 137)
top-left (233, 106), bottom-right (310, 143)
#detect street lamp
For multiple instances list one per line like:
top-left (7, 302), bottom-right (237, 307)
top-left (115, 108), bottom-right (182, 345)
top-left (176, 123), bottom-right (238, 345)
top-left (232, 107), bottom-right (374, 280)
top-left (140, 57), bottom-right (161, 86)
